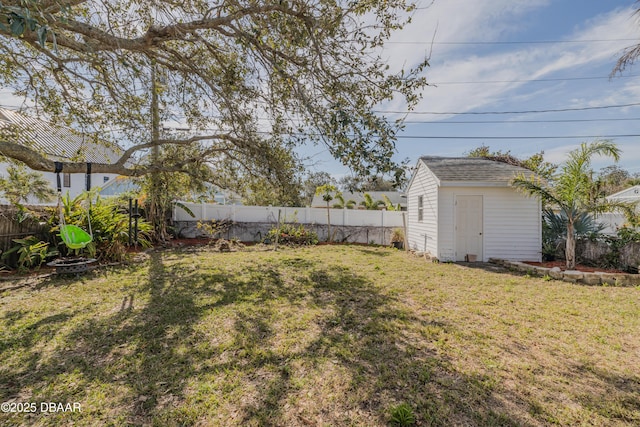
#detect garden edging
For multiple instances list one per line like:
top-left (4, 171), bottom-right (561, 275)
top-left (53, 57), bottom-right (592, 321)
top-left (489, 258), bottom-right (640, 286)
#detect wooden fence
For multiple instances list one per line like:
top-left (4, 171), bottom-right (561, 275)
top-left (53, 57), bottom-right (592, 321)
top-left (0, 205), bottom-right (50, 253)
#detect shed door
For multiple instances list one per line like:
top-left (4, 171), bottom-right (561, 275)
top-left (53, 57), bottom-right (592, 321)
top-left (455, 195), bottom-right (483, 262)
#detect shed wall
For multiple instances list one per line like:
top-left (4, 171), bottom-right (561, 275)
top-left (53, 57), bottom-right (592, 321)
top-left (406, 162), bottom-right (438, 255)
top-left (437, 186), bottom-right (541, 262)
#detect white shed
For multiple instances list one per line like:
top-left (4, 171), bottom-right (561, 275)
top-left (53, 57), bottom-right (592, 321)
top-left (406, 156), bottom-right (541, 262)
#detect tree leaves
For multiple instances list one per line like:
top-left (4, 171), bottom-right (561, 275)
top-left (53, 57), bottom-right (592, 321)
top-left (9, 12), bottom-right (25, 36)
top-left (0, 0), bottom-right (427, 195)
top-left (2, 6), bottom-right (51, 48)
top-left (36, 25), bottom-right (47, 46)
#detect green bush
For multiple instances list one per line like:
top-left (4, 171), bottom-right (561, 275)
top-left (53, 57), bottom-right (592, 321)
top-left (49, 192), bottom-right (153, 262)
top-left (389, 402), bottom-right (416, 426)
top-left (598, 226), bottom-right (640, 271)
top-left (265, 222), bottom-right (318, 245)
top-left (1, 236), bottom-right (58, 272)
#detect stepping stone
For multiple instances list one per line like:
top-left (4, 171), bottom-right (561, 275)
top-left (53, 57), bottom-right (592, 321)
top-left (562, 270), bottom-right (584, 282)
top-left (548, 267), bottom-right (563, 280)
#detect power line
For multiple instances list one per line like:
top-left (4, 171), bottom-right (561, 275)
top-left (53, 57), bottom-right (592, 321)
top-left (393, 134), bottom-right (640, 140)
top-left (432, 74), bottom-right (640, 85)
top-left (378, 102), bottom-right (640, 115)
top-left (404, 117), bottom-right (640, 124)
top-left (386, 38), bottom-right (638, 46)
top-left (247, 130), bottom-right (639, 140)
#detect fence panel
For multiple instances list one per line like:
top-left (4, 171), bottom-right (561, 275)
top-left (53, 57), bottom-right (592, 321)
top-left (174, 202), bottom-right (404, 227)
top-left (0, 205), bottom-right (50, 253)
top-left (596, 213), bottom-right (628, 235)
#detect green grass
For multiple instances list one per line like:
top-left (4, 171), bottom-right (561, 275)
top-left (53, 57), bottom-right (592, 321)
top-left (1, 245), bottom-right (639, 426)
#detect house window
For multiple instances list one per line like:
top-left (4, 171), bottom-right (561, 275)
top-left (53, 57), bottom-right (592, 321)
top-left (418, 195), bottom-right (424, 222)
top-left (63, 173), bottom-right (71, 188)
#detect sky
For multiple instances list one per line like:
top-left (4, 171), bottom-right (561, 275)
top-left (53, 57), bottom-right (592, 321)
top-left (305, 0), bottom-right (640, 180)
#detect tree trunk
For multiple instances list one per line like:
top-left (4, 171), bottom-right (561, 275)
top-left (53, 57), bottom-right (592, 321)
top-left (566, 221), bottom-right (576, 269)
top-left (148, 63), bottom-right (168, 242)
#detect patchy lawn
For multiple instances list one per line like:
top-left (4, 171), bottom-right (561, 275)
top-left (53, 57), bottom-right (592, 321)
top-left (1, 245), bottom-right (639, 426)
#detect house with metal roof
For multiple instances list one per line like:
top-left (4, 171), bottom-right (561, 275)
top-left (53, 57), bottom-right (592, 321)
top-left (0, 107), bottom-right (122, 203)
top-left (405, 156), bottom-right (541, 262)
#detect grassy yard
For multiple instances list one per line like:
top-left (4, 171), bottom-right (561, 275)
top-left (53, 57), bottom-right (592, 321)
top-left (1, 245), bottom-right (639, 426)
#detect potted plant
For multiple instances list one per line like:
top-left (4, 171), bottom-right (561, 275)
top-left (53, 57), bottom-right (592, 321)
top-left (390, 228), bottom-right (404, 249)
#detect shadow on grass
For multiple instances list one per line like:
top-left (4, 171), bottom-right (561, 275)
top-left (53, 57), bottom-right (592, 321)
top-left (0, 250), bottom-right (528, 425)
top-left (5, 250), bottom-right (635, 425)
top-left (454, 261), bottom-right (514, 274)
top-left (353, 247), bottom-right (393, 257)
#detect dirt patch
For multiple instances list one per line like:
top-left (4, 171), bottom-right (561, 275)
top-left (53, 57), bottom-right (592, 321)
top-left (523, 261), bottom-right (628, 274)
top-left (166, 237), bottom-right (215, 247)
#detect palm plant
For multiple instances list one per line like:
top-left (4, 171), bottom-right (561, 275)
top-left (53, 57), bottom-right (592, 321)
top-left (382, 194), bottom-right (401, 211)
top-left (315, 184), bottom-right (337, 242)
top-left (332, 193), bottom-right (356, 209)
top-left (512, 141), bottom-right (636, 269)
top-left (541, 207), bottom-right (606, 261)
top-left (360, 193), bottom-right (385, 210)
top-left (0, 164), bottom-right (55, 205)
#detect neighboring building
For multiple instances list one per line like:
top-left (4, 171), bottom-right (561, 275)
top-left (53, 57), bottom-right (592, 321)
top-left (99, 175), bottom-right (243, 205)
top-left (98, 175), bottom-right (140, 197)
top-left (405, 156), bottom-right (541, 262)
top-left (607, 185), bottom-right (640, 204)
top-left (0, 107), bottom-right (122, 203)
top-left (310, 190), bottom-right (406, 210)
top-left (597, 185), bottom-right (640, 234)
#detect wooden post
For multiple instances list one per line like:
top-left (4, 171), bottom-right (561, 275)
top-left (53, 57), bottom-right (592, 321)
top-left (274, 209), bottom-right (281, 251)
top-left (403, 212), bottom-right (409, 253)
top-left (381, 209), bottom-right (385, 245)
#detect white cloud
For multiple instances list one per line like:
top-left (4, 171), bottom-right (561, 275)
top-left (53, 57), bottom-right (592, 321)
top-left (382, 4), bottom-right (638, 118)
top-left (538, 140), bottom-right (640, 173)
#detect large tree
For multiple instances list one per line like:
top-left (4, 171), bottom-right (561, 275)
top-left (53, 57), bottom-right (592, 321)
top-left (0, 0), bottom-right (427, 189)
top-left (467, 145), bottom-right (557, 180)
top-left (301, 171), bottom-right (336, 206)
top-left (595, 165), bottom-right (635, 197)
top-left (337, 174), bottom-right (398, 192)
top-left (512, 141), bottom-right (636, 270)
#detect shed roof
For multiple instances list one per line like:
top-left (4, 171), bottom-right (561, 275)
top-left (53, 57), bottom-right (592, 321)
top-left (419, 156), bottom-right (536, 186)
top-left (0, 107), bottom-right (122, 164)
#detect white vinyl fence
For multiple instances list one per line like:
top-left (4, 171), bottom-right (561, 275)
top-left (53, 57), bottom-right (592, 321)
top-left (596, 213), bottom-right (629, 235)
top-left (174, 202), bottom-right (404, 227)
top-left (173, 202), bottom-right (406, 244)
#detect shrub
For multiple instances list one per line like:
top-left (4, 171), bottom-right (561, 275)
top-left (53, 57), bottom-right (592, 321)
top-left (265, 222), bottom-right (318, 246)
top-left (391, 228), bottom-right (405, 243)
top-left (542, 208), bottom-right (605, 261)
top-left (389, 402), bottom-right (416, 426)
top-left (49, 193), bottom-right (153, 262)
top-left (196, 219), bottom-right (232, 240)
top-left (1, 236), bottom-right (58, 272)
